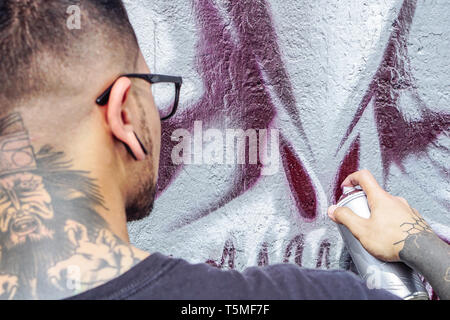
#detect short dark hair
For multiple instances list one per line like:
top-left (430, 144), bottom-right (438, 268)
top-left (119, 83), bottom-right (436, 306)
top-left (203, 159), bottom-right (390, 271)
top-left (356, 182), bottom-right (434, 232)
top-left (0, 0), bottom-right (139, 106)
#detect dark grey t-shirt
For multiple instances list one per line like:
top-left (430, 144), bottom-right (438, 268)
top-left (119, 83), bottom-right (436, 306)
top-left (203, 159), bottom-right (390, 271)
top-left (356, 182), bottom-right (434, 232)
top-left (68, 252), bottom-right (399, 300)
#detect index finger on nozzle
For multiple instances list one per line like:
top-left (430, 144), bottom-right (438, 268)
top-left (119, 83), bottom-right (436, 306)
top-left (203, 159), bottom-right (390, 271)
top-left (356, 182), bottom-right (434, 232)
top-left (341, 169), bottom-right (386, 199)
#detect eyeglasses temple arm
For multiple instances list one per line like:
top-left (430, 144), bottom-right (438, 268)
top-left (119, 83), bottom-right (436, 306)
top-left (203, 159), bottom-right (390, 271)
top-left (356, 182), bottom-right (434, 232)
top-left (95, 74), bottom-right (182, 107)
top-left (96, 85), bottom-right (113, 106)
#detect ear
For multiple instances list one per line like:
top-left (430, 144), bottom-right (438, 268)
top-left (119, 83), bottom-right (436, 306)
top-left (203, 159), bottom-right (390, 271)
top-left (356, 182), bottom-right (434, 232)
top-left (105, 77), bottom-right (147, 161)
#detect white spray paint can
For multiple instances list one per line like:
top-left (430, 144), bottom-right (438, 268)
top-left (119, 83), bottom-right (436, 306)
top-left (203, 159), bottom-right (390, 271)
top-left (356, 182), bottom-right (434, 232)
top-left (337, 186), bottom-right (429, 300)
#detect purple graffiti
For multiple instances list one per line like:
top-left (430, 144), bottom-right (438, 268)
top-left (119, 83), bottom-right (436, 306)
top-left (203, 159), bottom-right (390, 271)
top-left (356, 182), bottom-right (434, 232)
top-left (334, 136), bottom-right (360, 203)
top-left (337, 0), bottom-right (450, 180)
top-left (159, 0), bottom-right (316, 230)
top-left (257, 242), bottom-right (269, 267)
top-left (281, 136), bottom-right (317, 220)
top-left (283, 234), bottom-right (304, 266)
top-left (207, 235), bottom-right (333, 270)
top-left (205, 239), bottom-right (236, 269)
top-left (316, 240), bottom-right (331, 269)
top-left (149, 0), bottom-right (448, 285)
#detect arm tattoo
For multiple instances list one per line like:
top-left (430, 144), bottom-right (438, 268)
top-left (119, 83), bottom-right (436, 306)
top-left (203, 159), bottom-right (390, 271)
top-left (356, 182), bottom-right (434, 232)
top-left (395, 207), bottom-right (450, 300)
top-left (0, 113), bottom-right (144, 299)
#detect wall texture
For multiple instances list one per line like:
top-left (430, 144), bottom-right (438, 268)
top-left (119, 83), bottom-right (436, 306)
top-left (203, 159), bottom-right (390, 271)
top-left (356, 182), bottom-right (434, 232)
top-left (125, 0), bottom-right (449, 295)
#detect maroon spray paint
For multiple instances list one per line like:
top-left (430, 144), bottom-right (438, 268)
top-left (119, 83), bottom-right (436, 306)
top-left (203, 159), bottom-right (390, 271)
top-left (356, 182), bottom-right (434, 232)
top-left (159, 0), bottom-right (317, 230)
top-left (337, 0), bottom-right (449, 180)
top-left (334, 136), bottom-right (360, 203)
top-left (281, 136), bottom-right (317, 220)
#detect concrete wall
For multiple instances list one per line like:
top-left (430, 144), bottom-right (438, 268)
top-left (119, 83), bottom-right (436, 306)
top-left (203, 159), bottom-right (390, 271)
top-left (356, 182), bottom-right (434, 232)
top-left (125, 0), bottom-right (449, 281)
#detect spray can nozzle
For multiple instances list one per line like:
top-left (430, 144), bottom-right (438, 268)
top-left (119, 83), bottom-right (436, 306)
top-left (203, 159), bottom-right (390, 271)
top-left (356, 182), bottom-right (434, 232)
top-left (342, 186), bottom-right (356, 194)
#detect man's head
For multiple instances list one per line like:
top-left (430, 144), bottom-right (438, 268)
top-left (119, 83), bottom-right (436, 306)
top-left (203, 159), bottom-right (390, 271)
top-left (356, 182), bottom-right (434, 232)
top-left (0, 0), bottom-right (161, 222)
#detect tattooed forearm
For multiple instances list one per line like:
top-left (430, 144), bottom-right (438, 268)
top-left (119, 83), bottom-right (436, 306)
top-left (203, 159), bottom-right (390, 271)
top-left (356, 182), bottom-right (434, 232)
top-left (398, 229), bottom-right (450, 300)
top-left (393, 208), bottom-right (450, 299)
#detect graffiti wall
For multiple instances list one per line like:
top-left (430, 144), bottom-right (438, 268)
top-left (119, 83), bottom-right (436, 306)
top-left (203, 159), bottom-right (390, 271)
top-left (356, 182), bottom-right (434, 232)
top-left (125, 0), bottom-right (449, 280)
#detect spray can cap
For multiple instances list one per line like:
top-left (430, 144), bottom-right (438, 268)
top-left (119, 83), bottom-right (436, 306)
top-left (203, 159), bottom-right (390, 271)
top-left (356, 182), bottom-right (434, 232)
top-left (342, 186), bottom-right (357, 194)
top-left (342, 185), bottom-right (363, 195)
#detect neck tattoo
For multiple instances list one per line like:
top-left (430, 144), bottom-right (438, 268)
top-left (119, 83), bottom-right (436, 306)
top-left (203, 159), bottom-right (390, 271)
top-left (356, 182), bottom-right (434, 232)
top-left (0, 113), bottom-right (143, 300)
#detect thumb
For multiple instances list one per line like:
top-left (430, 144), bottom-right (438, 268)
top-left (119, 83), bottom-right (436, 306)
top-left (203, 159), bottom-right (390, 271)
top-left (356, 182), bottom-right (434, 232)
top-left (328, 205), bottom-right (367, 240)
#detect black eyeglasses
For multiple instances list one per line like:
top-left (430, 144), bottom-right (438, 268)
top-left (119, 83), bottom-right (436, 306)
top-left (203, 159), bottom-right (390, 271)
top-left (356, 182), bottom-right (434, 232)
top-left (96, 73), bottom-right (183, 120)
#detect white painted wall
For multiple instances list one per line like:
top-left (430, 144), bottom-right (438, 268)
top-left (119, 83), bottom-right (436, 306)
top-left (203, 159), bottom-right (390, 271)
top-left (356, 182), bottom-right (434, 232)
top-left (125, 0), bottom-right (449, 272)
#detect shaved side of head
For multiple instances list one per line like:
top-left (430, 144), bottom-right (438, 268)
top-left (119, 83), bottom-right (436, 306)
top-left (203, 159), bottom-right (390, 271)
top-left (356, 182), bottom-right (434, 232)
top-left (0, 0), bottom-right (139, 112)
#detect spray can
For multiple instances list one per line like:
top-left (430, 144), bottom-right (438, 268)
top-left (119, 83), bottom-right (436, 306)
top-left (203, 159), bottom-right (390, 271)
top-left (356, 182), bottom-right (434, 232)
top-left (337, 186), bottom-right (429, 300)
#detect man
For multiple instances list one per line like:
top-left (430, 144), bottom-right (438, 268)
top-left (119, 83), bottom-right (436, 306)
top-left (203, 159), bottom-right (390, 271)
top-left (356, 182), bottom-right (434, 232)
top-left (0, 0), bottom-right (448, 300)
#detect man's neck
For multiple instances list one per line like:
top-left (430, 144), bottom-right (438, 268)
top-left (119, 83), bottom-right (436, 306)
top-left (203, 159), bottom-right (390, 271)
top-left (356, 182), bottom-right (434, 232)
top-left (0, 112), bottom-right (148, 299)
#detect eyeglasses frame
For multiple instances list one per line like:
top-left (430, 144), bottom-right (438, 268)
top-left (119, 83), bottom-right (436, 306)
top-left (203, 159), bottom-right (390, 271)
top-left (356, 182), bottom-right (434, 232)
top-left (96, 73), bottom-right (183, 121)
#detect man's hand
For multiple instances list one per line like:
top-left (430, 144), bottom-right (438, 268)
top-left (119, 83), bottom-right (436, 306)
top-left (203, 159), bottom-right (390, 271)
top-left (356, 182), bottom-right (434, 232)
top-left (327, 169), bottom-right (432, 262)
top-left (328, 169), bottom-right (450, 300)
